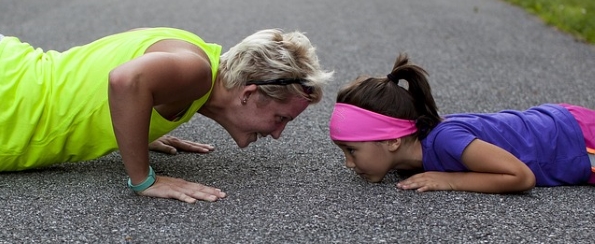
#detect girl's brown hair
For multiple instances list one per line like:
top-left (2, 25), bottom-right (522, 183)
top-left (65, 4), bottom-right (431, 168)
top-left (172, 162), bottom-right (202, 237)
top-left (336, 53), bottom-right (440, 139)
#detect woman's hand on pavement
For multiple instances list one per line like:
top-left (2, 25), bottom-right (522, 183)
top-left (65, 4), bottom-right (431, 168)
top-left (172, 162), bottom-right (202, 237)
top-left (139, 175), bottom-right (226, 203)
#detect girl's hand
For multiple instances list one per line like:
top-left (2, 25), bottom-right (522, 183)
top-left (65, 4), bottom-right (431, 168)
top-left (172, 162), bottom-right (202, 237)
top-left (396, 172), bottom-right (455, 192)
top-left (149, 135), bottom-right (215, 154)
top-left (139, 175), bottom-right (226, 203)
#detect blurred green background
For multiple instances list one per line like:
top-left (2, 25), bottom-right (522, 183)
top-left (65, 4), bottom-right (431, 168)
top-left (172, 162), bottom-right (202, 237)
top-left (504, 0), bottom-right (595, 44)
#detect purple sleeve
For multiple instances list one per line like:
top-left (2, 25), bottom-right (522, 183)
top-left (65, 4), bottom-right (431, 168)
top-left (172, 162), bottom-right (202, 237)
top-left (424, 124), bottom-right (477, 172)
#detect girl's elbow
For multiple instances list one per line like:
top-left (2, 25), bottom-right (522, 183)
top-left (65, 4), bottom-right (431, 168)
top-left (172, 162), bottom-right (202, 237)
top-left (517, 171), bottom-right (536, 192)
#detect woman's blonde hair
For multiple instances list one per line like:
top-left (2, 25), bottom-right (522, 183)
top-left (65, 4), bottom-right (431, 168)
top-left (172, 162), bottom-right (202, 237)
top-left (219, 29), bottom-right (333, 103)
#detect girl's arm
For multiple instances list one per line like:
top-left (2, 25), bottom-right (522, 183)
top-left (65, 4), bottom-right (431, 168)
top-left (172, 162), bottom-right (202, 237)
top-left (397, 139), bottom-right (536, 193)
top-left (108, 41), bottom-right (224, 202)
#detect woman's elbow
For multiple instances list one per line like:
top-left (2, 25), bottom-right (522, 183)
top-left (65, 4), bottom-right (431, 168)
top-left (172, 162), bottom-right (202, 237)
top-left (109, 68), bottom-right (127, 90)
top-left (108, 67), bottom-right (139, 95)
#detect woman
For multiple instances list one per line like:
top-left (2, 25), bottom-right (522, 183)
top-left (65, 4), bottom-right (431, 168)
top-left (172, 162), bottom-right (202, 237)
top-left (0, 27), bottom-right (333, 203)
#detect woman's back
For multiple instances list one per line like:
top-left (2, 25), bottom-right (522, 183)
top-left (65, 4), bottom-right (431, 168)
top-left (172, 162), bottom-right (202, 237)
top-left (0, 28), bottom-right (221, 171)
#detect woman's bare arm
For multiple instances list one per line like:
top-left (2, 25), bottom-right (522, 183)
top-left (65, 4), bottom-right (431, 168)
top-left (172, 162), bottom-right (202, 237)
top-left (108, 41), bottom-right (224, 202)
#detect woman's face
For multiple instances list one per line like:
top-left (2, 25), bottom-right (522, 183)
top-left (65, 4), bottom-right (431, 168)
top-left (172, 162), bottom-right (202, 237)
top-left (229, 93), bottom-right (310, 148)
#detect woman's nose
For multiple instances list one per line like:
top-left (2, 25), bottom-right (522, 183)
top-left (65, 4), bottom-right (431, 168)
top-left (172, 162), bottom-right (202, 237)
top-left (271, 122), bottom-right (287, 139)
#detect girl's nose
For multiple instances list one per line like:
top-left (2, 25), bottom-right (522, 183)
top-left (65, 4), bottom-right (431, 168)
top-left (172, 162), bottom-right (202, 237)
top-left (345, 158), bottom-right (356, 168)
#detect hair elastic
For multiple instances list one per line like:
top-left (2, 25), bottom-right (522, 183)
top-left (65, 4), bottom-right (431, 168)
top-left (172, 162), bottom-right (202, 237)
top-left (329, 103), bottom-right (417, 141)
top-left (387, 73), bottom-right (397, 82)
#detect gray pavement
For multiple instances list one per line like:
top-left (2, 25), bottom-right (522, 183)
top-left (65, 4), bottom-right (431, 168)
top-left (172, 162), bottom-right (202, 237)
top-left (1, 0), bottom-right (595, 243)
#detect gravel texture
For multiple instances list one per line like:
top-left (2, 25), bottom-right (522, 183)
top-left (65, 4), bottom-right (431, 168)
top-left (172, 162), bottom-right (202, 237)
top-left (1, 0), bottom-right (594, 243)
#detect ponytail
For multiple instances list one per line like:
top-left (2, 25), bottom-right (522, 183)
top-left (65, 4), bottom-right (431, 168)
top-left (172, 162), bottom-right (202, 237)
top-left (336, 53), bottom-right (441, 140)
top-left (387, 54), bottom-right (440, 138)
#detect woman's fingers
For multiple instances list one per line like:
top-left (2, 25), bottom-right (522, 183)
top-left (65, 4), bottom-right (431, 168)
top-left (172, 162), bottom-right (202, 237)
top-left (148, 140), bottom-right (177, 154)
top-left (168, 138), bottom-right (215, 153)
top-left (149, 135), bottom-right (214, 154)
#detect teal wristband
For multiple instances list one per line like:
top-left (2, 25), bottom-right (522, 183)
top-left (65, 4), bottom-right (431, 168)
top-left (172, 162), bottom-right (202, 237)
top-left (127, 166), bottom-right (156, 192)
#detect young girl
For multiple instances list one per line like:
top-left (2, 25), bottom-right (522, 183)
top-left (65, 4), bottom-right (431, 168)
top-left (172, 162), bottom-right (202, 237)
top-left (329, 54), bottom-right (595, 193)
top-left (0, 28), bottom-right (333, 203)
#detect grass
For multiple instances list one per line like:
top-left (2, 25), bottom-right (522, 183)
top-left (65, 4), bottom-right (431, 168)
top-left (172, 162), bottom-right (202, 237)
top-left (503, 0), bottom-right (595, 44)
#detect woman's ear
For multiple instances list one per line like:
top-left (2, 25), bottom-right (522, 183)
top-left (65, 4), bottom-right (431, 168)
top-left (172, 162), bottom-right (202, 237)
top-left (240, 84), bottom-right (258, 103)
top-left (387, 138), bottom-right (401, 152)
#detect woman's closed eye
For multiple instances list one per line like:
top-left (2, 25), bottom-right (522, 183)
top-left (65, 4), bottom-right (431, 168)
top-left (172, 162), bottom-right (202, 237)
top-left (276, 116), bottom-right (290, 123)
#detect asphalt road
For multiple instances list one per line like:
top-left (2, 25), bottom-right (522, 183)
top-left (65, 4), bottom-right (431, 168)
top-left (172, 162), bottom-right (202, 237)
top-left (1, 0), bottom-right (595, 243)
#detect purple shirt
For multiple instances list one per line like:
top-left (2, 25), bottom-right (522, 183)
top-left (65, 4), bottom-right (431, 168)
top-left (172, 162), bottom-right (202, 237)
top-left (421, 104), bottom-right (591, 186)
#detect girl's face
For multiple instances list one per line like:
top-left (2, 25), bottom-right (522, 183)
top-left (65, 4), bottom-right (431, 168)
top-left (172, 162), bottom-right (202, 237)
top-left (333, 140), bottom-right (396, 182)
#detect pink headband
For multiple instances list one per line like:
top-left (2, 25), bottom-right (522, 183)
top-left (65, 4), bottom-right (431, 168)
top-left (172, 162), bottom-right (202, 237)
top-left (329, 103), bottom-right (418, 141)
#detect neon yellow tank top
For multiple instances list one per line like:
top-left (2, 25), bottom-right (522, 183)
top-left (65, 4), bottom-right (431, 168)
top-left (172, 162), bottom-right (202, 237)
top-left (0, 28), bottom-right (221, 171)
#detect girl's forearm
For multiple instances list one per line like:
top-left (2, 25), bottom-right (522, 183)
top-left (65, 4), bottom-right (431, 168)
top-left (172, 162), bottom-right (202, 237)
top-left (448, 171), bottom-right (535, 193)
